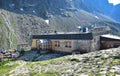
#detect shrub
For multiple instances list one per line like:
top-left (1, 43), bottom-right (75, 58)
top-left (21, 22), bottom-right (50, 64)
top-left (70, 58), bottom-right (80, 62)
top-left (20, 49), bottom-right (25, 55)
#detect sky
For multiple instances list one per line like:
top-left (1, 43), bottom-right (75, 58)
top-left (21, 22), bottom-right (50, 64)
top-left (108, 0), bottom-right (120, 5)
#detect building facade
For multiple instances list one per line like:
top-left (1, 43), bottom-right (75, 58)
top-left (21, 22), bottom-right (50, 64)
top-left (31, 26), bottom-right (120, 53)
top-left (31, 33), bottom-right (93, 53)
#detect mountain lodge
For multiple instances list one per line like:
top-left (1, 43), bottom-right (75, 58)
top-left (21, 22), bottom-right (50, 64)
top-left (31, 26), bottom-right (120, 53)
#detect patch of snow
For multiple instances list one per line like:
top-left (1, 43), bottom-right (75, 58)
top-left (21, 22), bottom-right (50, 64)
top-left (86, 27), bottom-right (89, 33)
top-left (32, 10), bottom-right (38, 14)
top-left (9, 4), bottom-right (15, 7)
top-left (33, 10), bottom-right (35, 13)
top-left (77, 26), bottom-right (81, 29)
top-left (11, 4), bottom-right (15, 7)
top-left (45, 19), bottom-right (49, 25)
top-left (20, 8), bottom-right (24, 11)
top-left (95, 16), bottom-right (99, 19)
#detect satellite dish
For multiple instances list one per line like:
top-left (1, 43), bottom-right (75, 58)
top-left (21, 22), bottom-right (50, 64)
top-left (77, 26), bottom-right (82, 32)
top-left (77, 26), bottom-right (81, 29)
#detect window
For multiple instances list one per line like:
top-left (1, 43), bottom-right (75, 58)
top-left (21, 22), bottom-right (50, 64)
top-left (65, 41), bottom-right (71, 48)
top-left (55, 41), bottom-right (60, 47)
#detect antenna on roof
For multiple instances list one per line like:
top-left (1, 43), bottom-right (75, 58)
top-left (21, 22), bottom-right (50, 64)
top-left (77, 26), bottom-right (82, 32)
top-left (54, 30), bottom-right (57, 34)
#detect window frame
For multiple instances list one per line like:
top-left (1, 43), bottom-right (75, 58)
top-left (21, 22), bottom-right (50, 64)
top-left (55, 41), bottom-right (60, 47)
top-left (65, 41), bottom-right (72, 48)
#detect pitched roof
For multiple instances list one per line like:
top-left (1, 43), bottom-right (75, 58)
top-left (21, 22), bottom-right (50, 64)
top-left (100, 34), bottom-right (120, 41)
top-left (32, 33), bottom-right (93, 40)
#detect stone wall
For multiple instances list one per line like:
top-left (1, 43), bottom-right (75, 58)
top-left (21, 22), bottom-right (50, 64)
top-left (76, 36), bottom-right (101, 52)
top-left (77, 40), bottom-right (91, 52)
top-left (91, 36), bottom-right (100, 51)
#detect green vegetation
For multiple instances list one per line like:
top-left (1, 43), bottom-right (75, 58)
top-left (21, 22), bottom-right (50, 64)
top-left (96, 73), bottom-right (102, 76)
top-left (29, 72), bottom-right (58, 76)
top-left (0, 16), bottom-right (8, 48)
top-left (11, 33), bottom-right (18, 49)
top-left (106, 72), bottom-right (116, 76)
top-left (40, 72), bottom-right (57, 76)
top-left (0, 16), bottom-right (3, 25)
top-left (10, 20), bottom-right (17, 31)
top-left (64, 11), bottom-right (73, 17)
top-left (0, 48), bottom-right (120, 75)
top-left (0, 63), bottom-right (18, 75)
top-left (30, 72), bottom-right (38, 76)
top-left (10, 19), bottom-right (18, 49)
top-left (24, 46), bottom-right (31, 51)
top-left (70, 58), bottom-right (80, 62)
top-left (0, 58), bottom-right (17, 66)
top-left (0, 59), bottom-right (18, 75)
top-left (0, 13), bottom-right (18, 49)
top-left (20, 49), bottom-right (25, 55)
top-left (110, 59), bottom-right (120, 66)
top-left (88, 72), bottom-right (95, 76)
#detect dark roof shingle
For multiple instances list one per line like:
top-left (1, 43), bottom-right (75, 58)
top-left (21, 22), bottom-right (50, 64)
top-left (32, 33), bottom-right (93, 40)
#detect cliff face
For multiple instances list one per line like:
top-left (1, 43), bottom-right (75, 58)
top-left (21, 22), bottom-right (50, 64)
top-left (0, 0), bottom-right (120, 49)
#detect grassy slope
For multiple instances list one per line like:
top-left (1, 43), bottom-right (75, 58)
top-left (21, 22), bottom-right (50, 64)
top-left (0, 15), bottom-right (9, 48)
top-left (0, 61), bottom-right (18, 75)
top-left (0, 10), bottom-right (17, 49)
top-left (0, 47), bottom-right (120, 76)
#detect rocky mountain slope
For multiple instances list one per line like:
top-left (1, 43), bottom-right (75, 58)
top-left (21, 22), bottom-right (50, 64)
top-left (74, 0), bottom-right (120, 22)
top-left (0, 0), bottom-right (120, 49)
top-left (0, 47), bottom-right (120, 76)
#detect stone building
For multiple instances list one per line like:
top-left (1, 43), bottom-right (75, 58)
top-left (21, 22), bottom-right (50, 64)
top-left (31, 26), bottom-right (120, 53)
